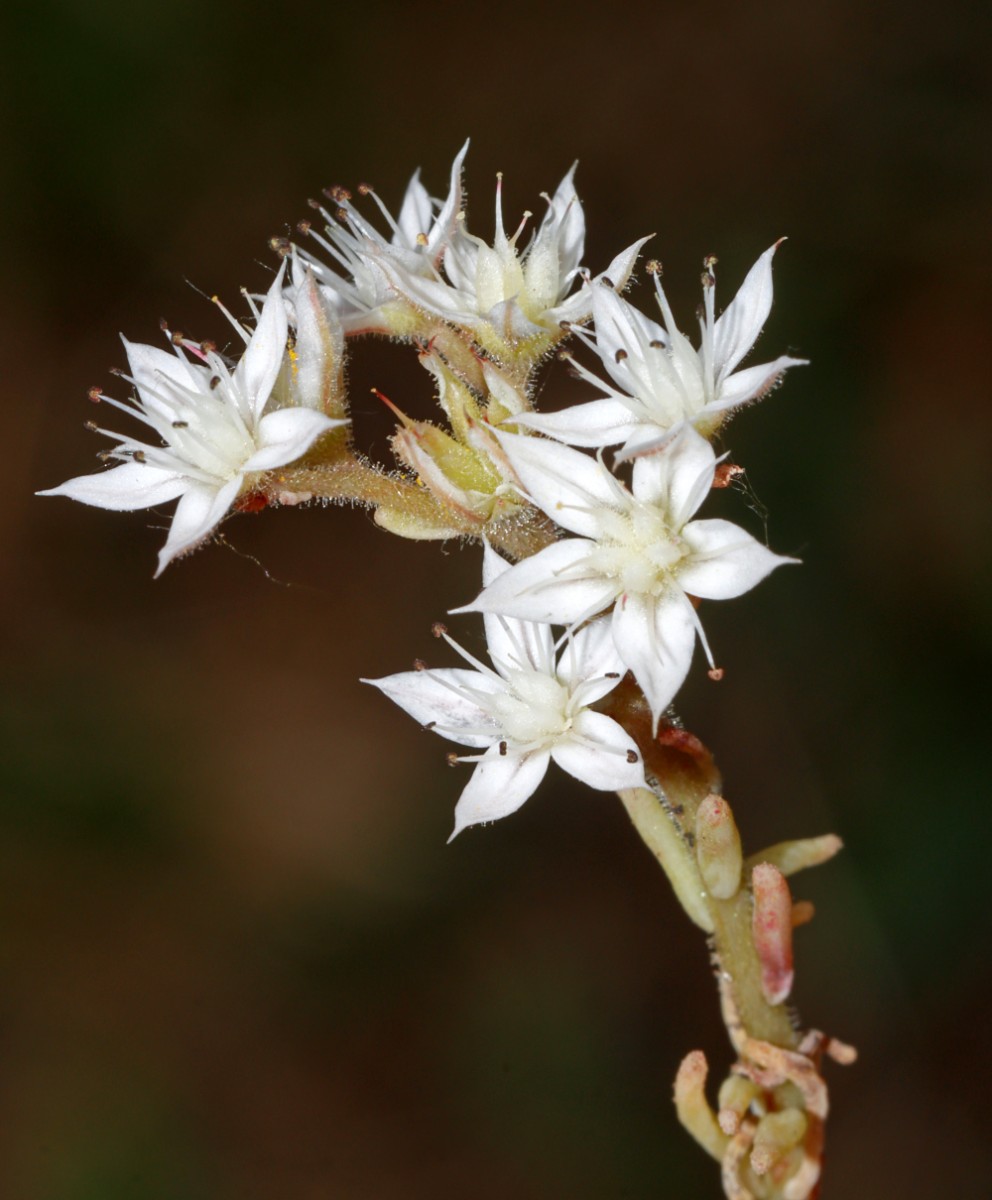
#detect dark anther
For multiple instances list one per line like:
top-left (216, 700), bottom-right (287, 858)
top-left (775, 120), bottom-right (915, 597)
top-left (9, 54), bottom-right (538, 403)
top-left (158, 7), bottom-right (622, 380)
top-left (97, 449), bottom-right (113, 462)
top-left (87, 386), bottom-right (102, 402)
top-left (172, 420), bottom-right (189, 429)
top-left (170, 330), bottom-right (185, 345)
top-left (499, 741), bottom-right (508, 757)
top-left (703, 254), bottom-right (718, 269)
top-left (335, 207), bottom-right (349, 222)
top-left (423, 721), bottom-right (437, 731)
top-left (268, 236), bottom-right (291, 256)
top-left (559, 320), bottom-right (572, 331)
top-left (615, 348), bottom-right (628, 363)
top-left (132, 450), bottom-right (147, 463)
top-left (357, 182), bottom-right (373, 195)
top-left (200, 340), bottom-right (217, 355)
top-left (646, 259), bottom-right (662, 275)
top-left (605, 672), bottom-right (620, 679)
top-left (209, 376), bottom-right (221, 391)
top-left (431, 621), bottom-right (448, 638)
top-left (307, 197), bottom-right (321, 210)
top-left (413, 658), bottom-right (428, 671)
top-left (445, 752), bottom-right (459, 767)
top-left (649, 339), bottom-right (664, 350)
top-left (626, 750), bottom-right (638, 764)
top-left (601, 276), bottom-right (615, 289)
top-left (109, 366), bottom-right (124, 377)
top-left (83, 420), bottom-right (99, 432)
top-left (297, 220), bottom-right (312, 235)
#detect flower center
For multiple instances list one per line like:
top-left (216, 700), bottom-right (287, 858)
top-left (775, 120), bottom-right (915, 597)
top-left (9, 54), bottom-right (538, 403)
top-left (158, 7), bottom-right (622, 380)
top-left (587, 501), bottom-right (688, 598)
top-left (493, 669), bottom-right (572, 744)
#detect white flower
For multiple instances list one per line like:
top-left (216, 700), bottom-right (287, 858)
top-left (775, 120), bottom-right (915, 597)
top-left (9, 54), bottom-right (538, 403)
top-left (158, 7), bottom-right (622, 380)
top-left (364, 545), bottom-right (645, 839)
top-left (380, 164), bottom-right (650, 359)
top-left (457, 428), bottom-right (795, 729)
top-left (513, 242), bottom-right (806, 454)
top-left (291, 141), bottom-right (469, 335)
top-left (38, 266), bottom-right (346, 575)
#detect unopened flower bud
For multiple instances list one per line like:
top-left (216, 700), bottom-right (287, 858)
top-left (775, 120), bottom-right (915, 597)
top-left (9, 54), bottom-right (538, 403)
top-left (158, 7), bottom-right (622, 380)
top-left (750, 1107), bottom-right (807, 1176)
top-left (695, 795), bottom-right (743, 899)
top-left (751, 862), bottom-right (795, 1006)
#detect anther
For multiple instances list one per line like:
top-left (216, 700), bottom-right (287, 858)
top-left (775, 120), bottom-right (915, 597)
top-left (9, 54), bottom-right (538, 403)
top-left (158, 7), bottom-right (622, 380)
top-left (649, 339), bottom-right (664, 350)
top-left (556, 349), bottom-right (573, 361)
top-left (170, 330), bottom-right (184, 345)
top-left (700, 272), bottom-right (714, 290)
top-left (297, 220), bottom-right (312, 236)
top-left (109, 367), bottom-right (124, 377)
top-left (307, 197), bottom-right (321, 210)
top-left (83, 420), bottom-right (99, 432)
top-left (335, 207), bottom-right (348, 222)
top-left (158, 317), bottom-right (169, 332)
top-left (87, 386), bottom-right (102, 403)
top-left (703, 254), bottom-right (718, 269)
top-left (445, 752), bottom-right (459, 767)
top-left (708, 667), bottom-right (725, 681)
top-left (172, 420), bottom-right (189, 429)
top-left (431, 621), bottom-right (448, 638)
top-left (600, 276), bottom-right (615, 289)
top-left (413, 658), bottom-right (428, 671)
top-left (645, 259), bottom-right (662, 275)
top-left (357, 182), bottom-right (372, 195)
top-left (97, 449), bottom-right (113, 462)
top-left (423, 721), bottom-right (437, 731)
top-left (269, 236), bottom-right (291, 256)
top-left (325, 185), bottom-right (352, 203)
top-left (712, 463), bottom-right (744, 489)
top-left (559, 319), bottom-right (572, 331)
top-left (696, 303), bottom-right (705, 321)
top-left (615, 348), bottom-right (628, 363)
top-left (209, 376), bottom-right (221, 391)
top-left (132, 450), bottom-right (147, 463)
top-left (415, 232), bottom-right (428, 246)
top-left (626, 750), bottom-right (638, 764)
top-left (499, 741), bottom-right (508, 757)
top-left (200, 340), bottom-right (217, 355)
top-left (605, 672), bottom-right (621, 679)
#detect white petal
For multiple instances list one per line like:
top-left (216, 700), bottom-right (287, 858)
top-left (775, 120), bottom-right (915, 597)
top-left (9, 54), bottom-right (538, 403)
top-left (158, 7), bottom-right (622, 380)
top-left (290, 271), bottom-right (345, 412)
top-left (156, 477), bottom-right (241, 576)
top-left (555, 616), bottom-right (625, 691)
top-left (709, 355), bottom-right (807, 413)
top-left (494, 430), bottom-right (626, 538)
top-left (598, 235), bottom-right (653, 293)
top-left (235, 265), bottom-right (288, 422)
top-left (712, 242), bottom-right (780, 379)
top-left (123, 340), bottom-right (202, 414)
top-left (456, 538), bottom-right (617, 626)
top-left (511, 397), bottom-right (639, 448)
top-left (541, 162), bottom-right (584, 282)
top-left (243, 408), bottom-right (343, 472)
top-left (679, 519), bottom-right (797, 599)
top-left (612, 591), bottom-right (696, 728)
top-left (38, 462), bottom-right (187, 511)
top-left (481, 543), bottom-right (556, 676)
top-left (631, 426), bottom-right (715, 527)
top-left (591, 285), bottom-right (668, 393)
top-left (450, 744), bottom-right (550, 838)
top-left (394, 169), bottom-right (433, 248)
top-left (552, 710), bottom-right (645, 791)
top-left (362, 667), bottom-right (502, 749)
top-left (426, 139), bottom-right (470, 263)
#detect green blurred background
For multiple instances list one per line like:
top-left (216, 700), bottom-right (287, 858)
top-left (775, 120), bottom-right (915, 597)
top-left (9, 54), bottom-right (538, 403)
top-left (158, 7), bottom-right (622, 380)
top-left (4, 0), bottom-right (991, 1195)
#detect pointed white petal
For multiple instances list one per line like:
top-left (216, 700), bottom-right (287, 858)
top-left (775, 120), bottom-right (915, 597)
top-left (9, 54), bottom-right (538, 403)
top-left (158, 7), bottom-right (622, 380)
top-left (678, 519), bottom-right (797, 599)
top-left (481, 543), bottom-right (556, 675)
top-left (509, 397), bottom-right (639, 448)
top-left (494, 430), bottom-right (625, 538)
top-left (450, 744), bottom-right (550, 838)
top-left (123, 340), bottom-right (201, 413)
top-left (290, 271), bottom-right (346, 413)
top-left (456, 539), bottom-right (617, 626)
top-left (544, 161), bottom-right (584, 281)
top-left (38, 463), bottom-right (187, 511)
top-left (712, 242), bottom-right (780, 378)
top-left (598, 235), bottom-right (653, 293)
top-left (552, 711), bottom-right (645, 791)
top-left (155, 477), bottom-right (241, 575)
top-left (243, 408), bottom-right (342, 473)
top-left (427, 139), bottom-right (470, 263)
top-left (234, 265), bottom-right (288, 421)
top-left (591, 284), bottom-right (668, 392)
top-left (362, 667), bottom-right (502, 749)
top-left (631, 426), bottom-right (715, 527)
top-left (709, 355), bottom-right (807, 413)
top-left (394, 169), bottom-right (433, 248)
top-left (612, 591), bottom-right (696, 728)
top-left (555, 616), bottom-right (625, 691)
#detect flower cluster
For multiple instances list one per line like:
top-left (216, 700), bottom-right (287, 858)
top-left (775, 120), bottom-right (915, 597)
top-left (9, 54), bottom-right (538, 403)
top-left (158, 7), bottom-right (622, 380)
top-left (41, 143), bottom-right (801, 834)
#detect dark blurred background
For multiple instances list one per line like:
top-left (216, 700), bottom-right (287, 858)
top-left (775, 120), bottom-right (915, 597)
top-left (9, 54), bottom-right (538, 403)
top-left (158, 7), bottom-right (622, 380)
top-left (4, 0), bottom-right (991, 1195)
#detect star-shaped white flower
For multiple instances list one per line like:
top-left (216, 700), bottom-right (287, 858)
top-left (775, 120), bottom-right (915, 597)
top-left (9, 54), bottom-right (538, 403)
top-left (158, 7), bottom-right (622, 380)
top-left (380, 164), bottom-right (649, 359)
top-left (291, 141), bottom-right (469, 335)
top-left (457, 429), bottom-right (796, 729)
top-left (513, 242), bottom-right (806, 455)
top-left (364, 545), bottom-right (645, 839)
top-left (38, 266), bottom-right (346, 575)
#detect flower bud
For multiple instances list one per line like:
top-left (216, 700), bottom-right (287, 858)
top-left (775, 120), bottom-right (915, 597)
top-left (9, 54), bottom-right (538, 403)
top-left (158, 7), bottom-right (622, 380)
top-left (751, 862), bottom-right (795, 1006)
top-left (750, 1107), bottom-right (808, 1176)
top-left (695, 795), bottom-right (743, 899)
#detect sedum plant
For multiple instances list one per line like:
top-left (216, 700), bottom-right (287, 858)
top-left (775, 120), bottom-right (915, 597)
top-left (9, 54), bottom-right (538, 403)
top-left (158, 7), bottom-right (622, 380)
top-left (40, 142), bottom-right (855, 1199)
